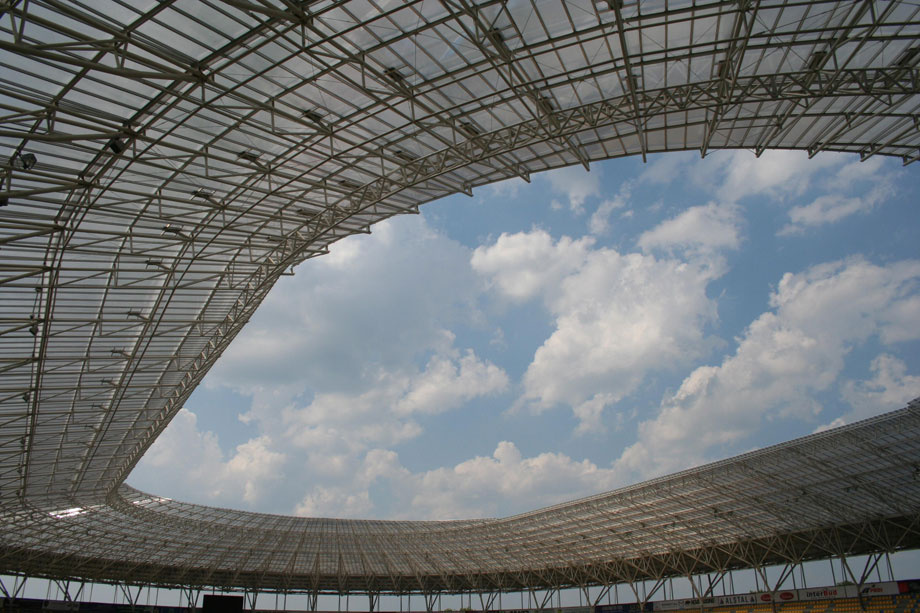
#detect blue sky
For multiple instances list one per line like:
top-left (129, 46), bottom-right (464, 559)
top-left (128, 149), bottom-right (920, 520)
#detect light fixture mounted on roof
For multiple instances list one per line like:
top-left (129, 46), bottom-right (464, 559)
top-left (10, 152), bottom-right (37, 171)
top-left (191, 189), bottom-right (215, 200)
top-left (807, 50), bottom-right (829, 71)
top-left (897, 46), bottom-right (919, 68)
top-left (108, 138), bottom-right (127, 154)
top-left (536, 95), bottom-right (555, 115)
top-left (458, 121), bottom-right (481, 137)
top-left (393, 149), bottom-right (417, 163)
top-left (237, 150), bottom-right (261, 164)
top-left (303, 109), bottom-right (325, 124)
top-left (629, 71), bottom-right (641, 89)
top-left (145, 258), bottom-right (169, 270)
top-left (485, 28), bottom-right (511, 56)
top-left (596, 0), bottom-right (624, 11)
top-left (383, 66), bottom-right (405, 84)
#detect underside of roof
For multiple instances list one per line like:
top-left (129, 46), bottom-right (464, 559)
top-left (1, 0), bottom-right (919, 595)
top-left (3, 404), bottom-right (920, 593)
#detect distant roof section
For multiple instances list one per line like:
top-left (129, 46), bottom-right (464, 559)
top-left (3, 402), bottom-right (920, 592)
top-left (1, 0), bottom-right (920, 594)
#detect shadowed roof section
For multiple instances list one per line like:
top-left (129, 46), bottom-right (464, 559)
top-left (1, 0), bottom-right (919, 595)
top-left (2, 403), bottom-right (920, 592)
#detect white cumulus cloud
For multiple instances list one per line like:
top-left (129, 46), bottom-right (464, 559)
top-left (780, 181), bottom-right (893, 234)
top-left (132, 409), bottom-right (285, 506)
top-left (408, 441), bottom-right (620, 519)
top-left (471, 229), bottom-right (593, 302)
top-left (589, 181), bottom-right (632, 235)
top-left (474, 230), bottom-right (722, 433)
top-left (842, 354), bottom-right (920, 422)
top-left (616, 257), bottom-right (920, 479)
top-left (638, 201), bottom-right (742, 255)
top-left (715, 149), bottom-right (846, 203)
top-left (396, 348), bottom-right (509, 415)
top-left (545, 165), bottom-right (601, 214)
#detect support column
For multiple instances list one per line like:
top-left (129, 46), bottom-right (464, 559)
top-left (369, 591), bottom-right (380, 613)
top-left (528, 588), bottom-right (557, 611)
top-left (50, 578), bottom-right (85, 606)
top-left (118, 584), bottom-right (143, 611)
top-left (479, 591), bottom-right (498, 612)
top-left (0, 575), bottom-right (28, 602)
top-left (590, 585), bottom-right (613, 606)
top-left (183, 587), bottom-right (201, 611)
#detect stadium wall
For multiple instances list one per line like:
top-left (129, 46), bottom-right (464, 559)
top-left (3, 581), bottom-right (919, 613)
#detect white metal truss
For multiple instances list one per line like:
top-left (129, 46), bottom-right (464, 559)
top-left (1, 0), bottom-right (920, 597)
top-left (1, 403), bottom-right (920, 595)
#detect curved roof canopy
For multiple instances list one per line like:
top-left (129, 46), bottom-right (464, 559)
top-left (1, 0), bottom-right (920, 595)
top-left (3, 405), bottom-right (920, 593)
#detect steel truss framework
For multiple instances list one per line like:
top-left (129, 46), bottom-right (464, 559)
top-left (1, 0), bottom-right (920, 600)
top-left (2, 405), bottom-right (920, 601)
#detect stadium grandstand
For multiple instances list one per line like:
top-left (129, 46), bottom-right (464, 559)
top-left (1, 0), bottom-right (920, 611)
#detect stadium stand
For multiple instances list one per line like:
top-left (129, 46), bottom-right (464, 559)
top-left (1, 0), bottom-right (920, 606)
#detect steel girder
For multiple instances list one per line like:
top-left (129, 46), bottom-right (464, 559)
top-left (1, 0), bottom-right (920, 596)
top-left (2, 403), bottom-right (920, 594)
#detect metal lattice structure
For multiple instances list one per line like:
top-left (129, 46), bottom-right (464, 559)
top-left (1, 0), bottom-right (920, 599)
top-left (3, 404), bottom-right (920, 597)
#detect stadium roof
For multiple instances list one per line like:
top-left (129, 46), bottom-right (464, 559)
top-left (2, 0), bottom-right (920, 596)
top-left (3, 403), bottom-right (920, 594)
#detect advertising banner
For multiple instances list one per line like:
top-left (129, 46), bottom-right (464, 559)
top-left (597, 603), bottom-right (652, 613)
top-left (714, 595), bottom-right (760, 607)
top-left (857, 583), bottom-right (901, 597)
top-left (797, 587), bottom-right (847, 601)
top-left (755, 591), bottom-right (798, 604)
top-left (647, 580), bottom-right (918, 612)
top-left (653, 598), bottom-right (716, 611)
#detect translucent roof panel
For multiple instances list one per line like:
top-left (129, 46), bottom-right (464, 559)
top-left (1, 0), bottom-right (919, 595)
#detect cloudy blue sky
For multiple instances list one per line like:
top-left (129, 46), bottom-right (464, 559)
top-left (128, 149), bottom-right (920, 521)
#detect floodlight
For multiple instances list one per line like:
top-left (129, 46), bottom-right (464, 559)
top-left (485, 28), bottom-right (511, 56)
top-left (393, 149), bottom-right (417, 163)
top-left (458, 121), bottom-right (481, 137)
top-left (191, 189), bottom-right (215, 200)
top-left (383, 66), bottom-right (405, 83)
top-left (536, 95), bottom-right (555, 115)
top-left (10, 152), bottom-right (37, 171)
top-left (897, 46), bottom-right (919, 67)
top-left (108, 138), bottom-right (127, 154)
top-left (303, 110), bottom-right (325, 124)
top-left (807, 50), bottom-right (828, 71)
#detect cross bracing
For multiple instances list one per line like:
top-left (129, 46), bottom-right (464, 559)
top-left (1, 0), bottom-right (919, 597)
top-left (2, 404), bottom-right (920, 594)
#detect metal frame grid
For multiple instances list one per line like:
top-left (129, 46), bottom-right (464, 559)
top-left (1, 0), bottom-right (920, 597)
top-left (2, 403), bottom-right (920, 596)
